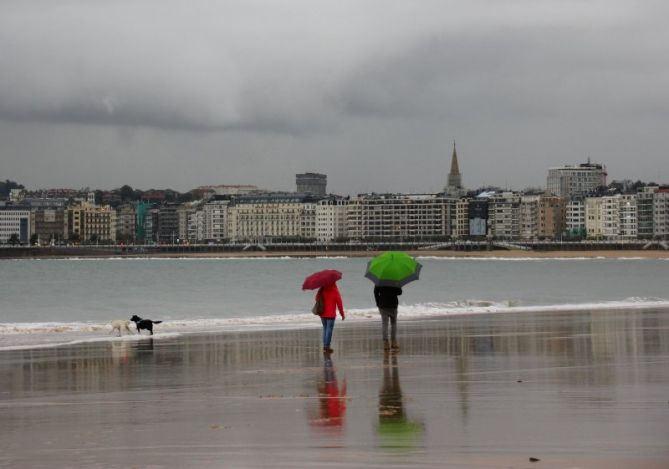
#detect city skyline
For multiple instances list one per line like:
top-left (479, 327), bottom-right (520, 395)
top-left (2, 1), bottom-right (668, 194)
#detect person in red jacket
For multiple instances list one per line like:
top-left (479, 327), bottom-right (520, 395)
top-left (315, 282), bottom-right (345, 353)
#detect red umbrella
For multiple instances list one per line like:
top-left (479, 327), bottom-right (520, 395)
top-left (302, 269), bottom-right (342, 290)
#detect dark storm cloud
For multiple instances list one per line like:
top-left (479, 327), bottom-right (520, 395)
top-left (1, 0), bottom-right (668, 192)
top-left (3, 0), bottom-right (662, 132)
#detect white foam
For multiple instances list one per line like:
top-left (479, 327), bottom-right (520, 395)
top-left (1, 298), bottom-right (668, 351)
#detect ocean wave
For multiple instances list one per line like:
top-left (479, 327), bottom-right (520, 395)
top-left (2, 297), bottom-right (668, 340)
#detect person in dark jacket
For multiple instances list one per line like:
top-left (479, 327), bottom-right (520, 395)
top-left (374, 286), bottom-right (402, 351)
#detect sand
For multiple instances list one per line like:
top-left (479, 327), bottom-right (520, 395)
top-left (1, 309), bottom-right (668, 468)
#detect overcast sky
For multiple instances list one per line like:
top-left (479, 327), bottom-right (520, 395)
top-left (1, 0), bottom-right (668, 195)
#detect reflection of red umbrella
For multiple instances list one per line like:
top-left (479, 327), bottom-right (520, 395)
top-left (302, 270), bottom-right (342, 290)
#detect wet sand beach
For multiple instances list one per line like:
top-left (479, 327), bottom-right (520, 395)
top-left (1, 309), bottom-right (668, 468)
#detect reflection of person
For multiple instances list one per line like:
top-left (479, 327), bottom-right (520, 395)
top-left (377, 353), bottom-right (422, 448)
top-left (374, 286), bottom-right (402, 351)
top-left (316, 283), bottom-right (345, 353)
top-left (311, 356), bottom-right (347, 428)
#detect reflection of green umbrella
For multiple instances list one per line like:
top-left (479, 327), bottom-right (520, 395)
top-left (377, 417), bottom-right (424, 448)
top-left (365, 251), bottom-right (422, 288)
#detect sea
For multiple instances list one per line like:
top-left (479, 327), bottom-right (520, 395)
top-left (1, 255), bottom-right (668, 350)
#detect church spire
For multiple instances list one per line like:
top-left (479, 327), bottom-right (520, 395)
top-left (446, 140), bottom-right (463, 195)
top-left (450, 140), bottom-right (460, 176)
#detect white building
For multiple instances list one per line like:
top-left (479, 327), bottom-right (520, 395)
top-left (618, 195), bottom-right (638, 239)
top-left (346, 193), bottom-right (453, 241)
top-left (547, 161), bottom-right (607, 200)
top-left (653, 189), bottom-right (669, 239)
top-left (452, 198), bottom-right (470, 239)
top-left (0, 206), bottom-right (31, 244)
top-left (227, 193), bottom-right (319, 243)
top-left (566, 200), bottom-right (586, 238)
top-left (315, 198), bottom-right (348, 242)
top-left (585, 194), bottom-right (638, 239)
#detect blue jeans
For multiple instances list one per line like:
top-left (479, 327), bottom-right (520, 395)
top-left (321, 318), bottom-right (335, 348)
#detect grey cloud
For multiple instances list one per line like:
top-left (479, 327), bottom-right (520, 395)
top-left (1, 0), bottom-right (654, 133)
top-left (2, 0), bottom-right (669, 193)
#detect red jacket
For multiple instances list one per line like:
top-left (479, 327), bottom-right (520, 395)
top-left (316, 284), bottom-right (345, 319)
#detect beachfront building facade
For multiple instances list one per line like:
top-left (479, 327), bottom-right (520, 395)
top-left (584, 194), bottom-right (638, 240)
top-left (618, 195), bottom-right (638, 239)
top-left (539, 195), bottom-right (567, 240)
top-left (65, 202), bottom-right (117, 243)
top-left (585, 197), bottom-right (604, 239)
top-left (202, 199), bottom-right (230, 242)
top-left (31, 208), bottom-right (66, 245)
top-left (0, 206), bottom-right (31, 244)
top-left (636, 186), bottom-right (657, 239)
top-left (566, 200), bottom-right (586, 238)
top-left (156, 204), bottom-right (180, 244)
top-left (227, 193), bottom-right (319, 243)
top-left (547, 161), bottom-right (607, 200)
top-left (452, 198), bottom-right (470, 239)
top-left (653, 188), bottom-right (669, 239)
top-left (345, 193), bottom-right (454, 241)
top-left (520, 195), bottom-right (540, 240)
top-left (488, 192), bottom-right (521, 240)
top-left (188, 209), bottom-right (205, 243)
top-left (115, 204), bottom-right (136, 243)
top-left (316, 197), bottom-right (348, 242)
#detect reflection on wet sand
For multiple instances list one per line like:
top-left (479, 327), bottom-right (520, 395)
top-left (0, 309), bottom-right (668, 467)
top-left (309, 354), bottom-right (347, 431)
top-left (377, 352), bottom-right (423, 449)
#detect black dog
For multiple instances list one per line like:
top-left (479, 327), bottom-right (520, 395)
top-left (130, 315), bottom-right (163, 335)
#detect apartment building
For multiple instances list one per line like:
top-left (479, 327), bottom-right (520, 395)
top-left (585, 197), bottom-right (604, 239)
top-left (654, 188), bottom-right (669, 238)
top-left (315, 198), bottom-right (348, 242)
top-left (538, 195), bottom-right (566, 240)
top-left (156, 204), bottom-right (180, 244)
top-left (452, 198), bottom-right (470, 239)
top-left (346, 194), bottom-right (453, 241)
top-left (585, 195), bottom-right (638, 240)
top-left (547, 161), bottom-right (607, 200)
top-left (115, 204), bottom-right (136, 243)
top-left (227, 193), bottom-right (318, 243)
top-left (0, 206), bottom-right (31, 244)
top-left (202, 199), bottom-right (230, 241)
top-left (520, 195), bottom-right (540, 240)
top-left (636, 186), bottom-right (657, 239)
top-left (488, 192), bottom-right (521, 240)
top-left (65, 202), bottom-right (116, 242)
top-left (31, 208), bottom-right (66, 244)
top-left (566, 200), bottom-right (586, 238)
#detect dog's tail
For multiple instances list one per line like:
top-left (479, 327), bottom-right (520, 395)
top-left (153, 321), bottom-right (163, 324)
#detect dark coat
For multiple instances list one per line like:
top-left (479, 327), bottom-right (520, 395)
top-left (374, 286), bottom-right (402, 309)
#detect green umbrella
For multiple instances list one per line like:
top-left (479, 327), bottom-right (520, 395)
top-left (364, 251), bottom-right (422, 288)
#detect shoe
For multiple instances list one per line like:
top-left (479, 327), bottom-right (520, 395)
top-left (323, 347), bottom-right (333, 353)
top-left (383, 340), bottom-right (390, 351)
